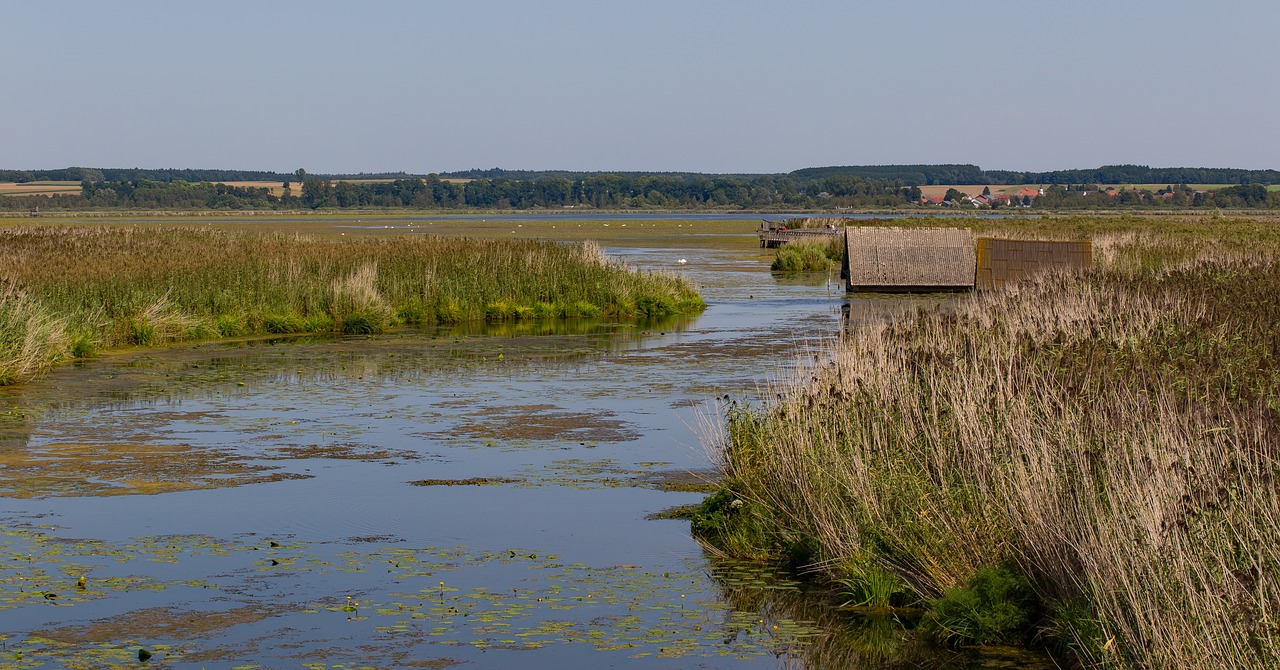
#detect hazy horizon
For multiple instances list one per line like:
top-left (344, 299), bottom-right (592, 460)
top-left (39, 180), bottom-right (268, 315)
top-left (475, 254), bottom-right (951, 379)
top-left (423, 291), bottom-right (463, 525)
top-left (5, 1), bottom-right (1277, 174)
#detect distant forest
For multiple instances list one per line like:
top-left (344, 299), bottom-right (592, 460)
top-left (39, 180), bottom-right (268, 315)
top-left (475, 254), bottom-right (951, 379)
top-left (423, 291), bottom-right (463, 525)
top-left (1, 164), bottom-right (1277, 211)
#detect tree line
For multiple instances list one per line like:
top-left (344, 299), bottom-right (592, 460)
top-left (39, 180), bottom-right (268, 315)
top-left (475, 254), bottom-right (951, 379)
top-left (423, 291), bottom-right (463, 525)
top-left (1, 174), bottom-right (1276, 211)
top-left (1033, 183), bottom-right (1278, 209)
top-left (6, 163), bottom-right (1279, 188)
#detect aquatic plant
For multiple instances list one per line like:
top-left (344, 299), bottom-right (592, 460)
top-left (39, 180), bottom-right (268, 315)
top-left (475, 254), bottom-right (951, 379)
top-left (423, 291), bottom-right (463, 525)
top-left (921, 566), bottom-right (1039, 646)
top-left (770, 237), bottom-right (843, 272)
top-left (0, 226), bottom-right (705, 384)
top-left (0, 279), bottom-right (66, 385)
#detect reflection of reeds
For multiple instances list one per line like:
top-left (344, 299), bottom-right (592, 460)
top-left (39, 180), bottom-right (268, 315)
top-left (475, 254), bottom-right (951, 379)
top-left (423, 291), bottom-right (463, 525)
top-left (0, 226), bottom-right (704, 384)
top-left (714, 227), bottom-right (1280, 668)
top-left (705, 557), bottom-right (961, 670)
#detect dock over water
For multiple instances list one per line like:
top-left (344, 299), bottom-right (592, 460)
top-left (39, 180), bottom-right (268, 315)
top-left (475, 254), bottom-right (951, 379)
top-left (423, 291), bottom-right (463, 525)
top-left (757, 220), bottom-right (842, 248)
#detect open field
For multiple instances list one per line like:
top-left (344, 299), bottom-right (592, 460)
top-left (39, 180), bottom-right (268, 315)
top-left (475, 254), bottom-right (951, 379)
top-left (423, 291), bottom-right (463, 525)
top-left (699, 214), bottom-right (1280, 669)
top-left (0, 181), bottom-right (81, 197)
top-left (211, 180), bottom-right (293, 196)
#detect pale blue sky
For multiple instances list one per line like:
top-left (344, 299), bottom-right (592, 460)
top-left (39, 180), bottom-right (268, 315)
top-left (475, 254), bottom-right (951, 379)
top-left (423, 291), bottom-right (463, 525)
top-left (4, 1), bottom-right (1277, 174)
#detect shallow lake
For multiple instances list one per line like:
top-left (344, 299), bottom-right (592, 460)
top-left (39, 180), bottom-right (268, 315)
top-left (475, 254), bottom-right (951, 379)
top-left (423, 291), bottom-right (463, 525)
top-left (0, 218), bottom-right (1052, 669)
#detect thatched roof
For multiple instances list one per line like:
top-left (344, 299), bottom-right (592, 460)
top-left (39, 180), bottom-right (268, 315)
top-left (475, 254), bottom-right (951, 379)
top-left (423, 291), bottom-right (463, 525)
top-left (975, 238), bottom-right (1092, 290)
top-left (842, 227), bottom-right (976, 291)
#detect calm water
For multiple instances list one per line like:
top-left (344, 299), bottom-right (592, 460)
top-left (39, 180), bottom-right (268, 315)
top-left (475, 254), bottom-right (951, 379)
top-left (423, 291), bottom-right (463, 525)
top-left (0, 222), bottom-right (1050, 669)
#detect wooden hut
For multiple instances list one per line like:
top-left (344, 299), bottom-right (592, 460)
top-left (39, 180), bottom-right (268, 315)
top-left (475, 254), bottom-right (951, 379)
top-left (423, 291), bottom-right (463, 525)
top-left (975, 238), bottom-right (1092, 290)
top-left (841, 227), bottom-right (976, 292)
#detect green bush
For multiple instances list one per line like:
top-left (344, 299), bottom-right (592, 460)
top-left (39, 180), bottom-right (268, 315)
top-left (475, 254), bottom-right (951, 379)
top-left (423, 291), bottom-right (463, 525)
top-left (262, 313), bottom-right (307, 334)
top-left (69, 334), bottom-right (96, 358)
top-left (213, 314), bottom-right (246, 337)
top-left (922, 566), bottom-right (1039, 646)
top-left (836, 558), bottom-right (915, 610)
top-left (690, 489), bottom-right (774, 561)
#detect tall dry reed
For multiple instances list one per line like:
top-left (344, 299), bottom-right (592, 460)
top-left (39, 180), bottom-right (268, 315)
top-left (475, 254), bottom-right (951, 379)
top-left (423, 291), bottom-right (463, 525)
top-left (712, 237), bottom-right (1280, 668)
top-left (0, 280), bottom-right (67, 385)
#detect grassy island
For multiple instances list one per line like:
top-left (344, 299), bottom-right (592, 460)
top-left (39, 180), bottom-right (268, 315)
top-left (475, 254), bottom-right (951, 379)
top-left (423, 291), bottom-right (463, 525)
top-left (0, 225), bottom-right (704, 385)
top-left (698, 216), bottom-right (1280, 669)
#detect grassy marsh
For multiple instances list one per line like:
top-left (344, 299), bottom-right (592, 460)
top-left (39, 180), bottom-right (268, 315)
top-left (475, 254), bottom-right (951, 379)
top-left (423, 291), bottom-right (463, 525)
top-left (703, 216), bottom-right (1280, 669)
top-left (0, 225), bottom-right (705, 385)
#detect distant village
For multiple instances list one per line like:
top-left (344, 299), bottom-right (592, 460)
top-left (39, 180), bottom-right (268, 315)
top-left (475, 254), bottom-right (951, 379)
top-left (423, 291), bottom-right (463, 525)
top-left (919, 188), bottom-right (1044, 207)
top-left (919, 184), bottom-right (1212, 208)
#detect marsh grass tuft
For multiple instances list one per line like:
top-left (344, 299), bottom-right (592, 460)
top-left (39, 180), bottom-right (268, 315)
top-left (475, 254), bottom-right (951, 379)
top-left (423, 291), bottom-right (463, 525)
top-left (771, 237), bottom-right (844, 272)
top-left (0, 279), bottom-right (67, 384)
top-left (0, 226), bottom-right (704, 384)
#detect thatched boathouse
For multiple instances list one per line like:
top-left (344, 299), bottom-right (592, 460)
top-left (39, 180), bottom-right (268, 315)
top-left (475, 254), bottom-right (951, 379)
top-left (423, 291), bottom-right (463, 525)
top-left (975, 238), bottom-right (1092, 290)
top-left (841, 227), bottom-right (976, 292)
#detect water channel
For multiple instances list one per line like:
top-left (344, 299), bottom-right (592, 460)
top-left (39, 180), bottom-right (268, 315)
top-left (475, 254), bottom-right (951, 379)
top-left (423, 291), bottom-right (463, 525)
top-left (0, 217), bottom-right (1053, 669)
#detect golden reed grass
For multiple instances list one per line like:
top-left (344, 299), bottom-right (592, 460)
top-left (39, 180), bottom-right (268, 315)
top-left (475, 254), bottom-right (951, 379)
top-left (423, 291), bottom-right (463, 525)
top-left (713, 228), bottom-right (1280, 668)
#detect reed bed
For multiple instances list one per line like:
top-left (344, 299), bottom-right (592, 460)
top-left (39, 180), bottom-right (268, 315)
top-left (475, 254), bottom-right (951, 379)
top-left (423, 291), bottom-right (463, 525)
top-left (771, 236), bottom-right (844, 272)
top-left (706, 221), bottom-right (1280, 668)
top-left (0, 226), bottom-right (704, 385)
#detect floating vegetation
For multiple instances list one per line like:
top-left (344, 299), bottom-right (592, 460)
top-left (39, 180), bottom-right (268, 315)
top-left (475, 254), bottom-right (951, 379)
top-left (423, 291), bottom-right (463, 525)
top-left (644, 505), bottom-right (700, 521)
top-left (635, 468), bottom-right (720, 493)
top-left (439, 404), bottom-right (641, 444)
top-left (264, 442), bottom-right (423, 463)
top-left (408, 477), bottom-right (521, 487)
top-left (0, 441), bottom-right (302, 498)
top-left (0, 522), bottom-right (833, 667)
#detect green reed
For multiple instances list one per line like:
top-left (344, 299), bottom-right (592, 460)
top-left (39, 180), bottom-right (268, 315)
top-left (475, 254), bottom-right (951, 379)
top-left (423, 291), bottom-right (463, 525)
top-left (0, 226), bottom-right (704, 384)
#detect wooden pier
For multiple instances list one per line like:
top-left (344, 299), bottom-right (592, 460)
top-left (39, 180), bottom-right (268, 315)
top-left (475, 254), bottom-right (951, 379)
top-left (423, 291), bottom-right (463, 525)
top-left (757, 221), bottom-right (842, 248)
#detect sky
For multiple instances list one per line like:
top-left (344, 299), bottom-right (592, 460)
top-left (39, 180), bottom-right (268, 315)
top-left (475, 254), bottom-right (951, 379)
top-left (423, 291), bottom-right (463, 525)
top-left (3, 0), bottom-right (1278, 175)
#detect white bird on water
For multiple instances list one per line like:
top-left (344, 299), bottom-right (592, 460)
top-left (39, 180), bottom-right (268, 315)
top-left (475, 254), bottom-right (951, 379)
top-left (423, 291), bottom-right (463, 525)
top-left (676, 258), bottom-right (688, 265)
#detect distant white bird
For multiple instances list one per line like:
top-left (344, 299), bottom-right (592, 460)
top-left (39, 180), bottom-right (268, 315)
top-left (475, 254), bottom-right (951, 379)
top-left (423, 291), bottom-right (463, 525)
top-left (676, 258), bottom-right (688, 265)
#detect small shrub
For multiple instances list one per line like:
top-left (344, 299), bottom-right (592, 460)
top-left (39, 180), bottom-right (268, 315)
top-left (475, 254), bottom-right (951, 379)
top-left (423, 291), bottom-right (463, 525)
top-left (330, 264), bottom-right (395, 333)
top-left (772, 242), bottom-right (836, 272)
top-left (127, 319), bottom-right (158, 346)
top-left (836, 559), bottom-right (915, 610)
top-left (342, 314), bottom-right (377, 334)
top-left (262, 313), bottom-right (307, 334)
top-left (531, 301), bottom-right (557, 319)
top-left (125, 295), bottom-right (199, 345)
top-left (484, 301), bottom-right (516, 321)
top-left (636, 294), bottom-right (677, 318)
top-left (690, 488), bottom-right (817, 565)
top-left (922, 566), bottom-right (1039, 647)
top-left (691, 489), bottom-right (774, 560)
top-left (69, 334), bottom-right (96, 359)
top-left (213, 315), bottom-right (246, 337)
top-left (396, 303), bottom-right (426, 325)
top-left (303, 313), bottom-right (335, 332)
top-left (569, 301), bottom-right (602, 319)
top-left (431, 299), bottom-right (466, 325)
